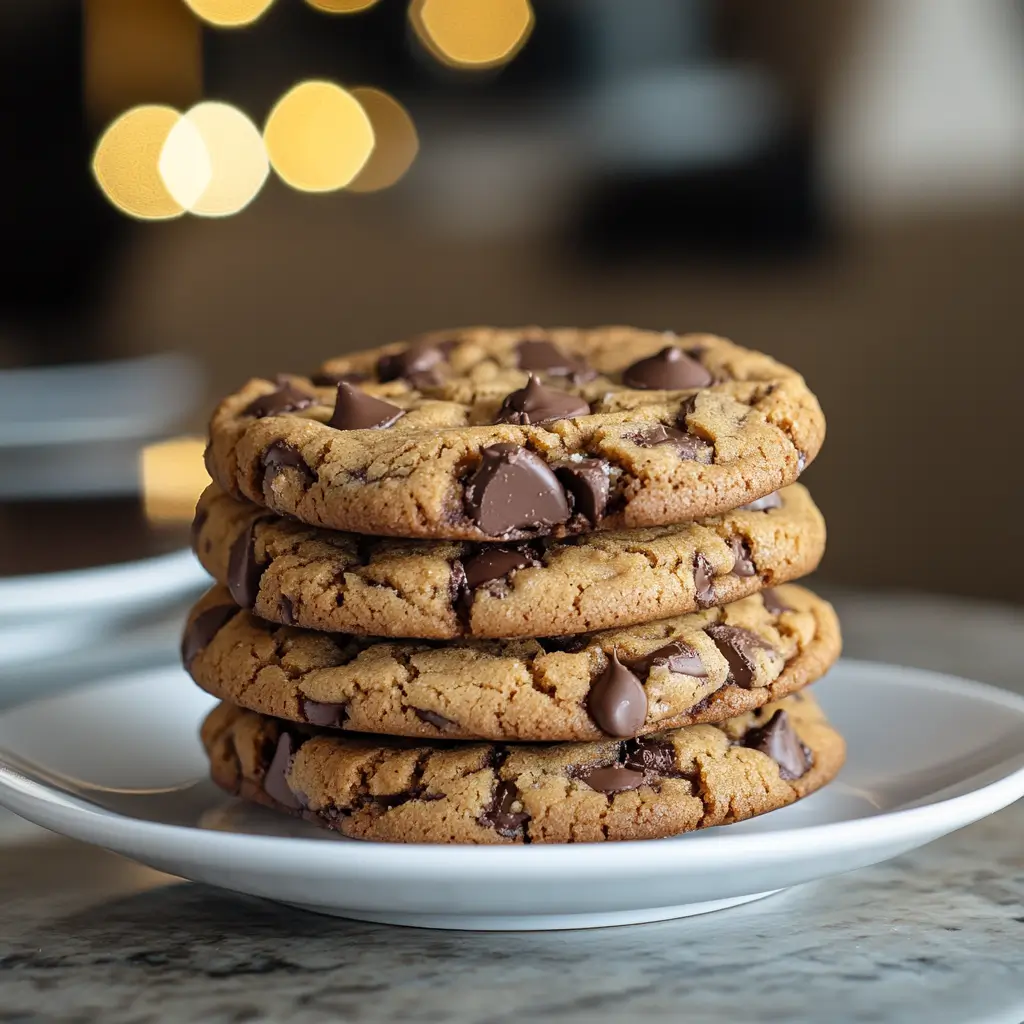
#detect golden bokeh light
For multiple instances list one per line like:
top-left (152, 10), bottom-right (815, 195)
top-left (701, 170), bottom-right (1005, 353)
top-left (92, 105), bottom-right (184, 220)
top-left (161, 102), bottom-right (269, 216)
top-left (305, 0), bottom-right (380, 12)
top-left (410, 0), bottom-right (534, 69)
top-left (141, 437), bottom-right (210, 524)
top-left (183, 0), bottom-right (275, 27)
top-left (348, 87), bottom-right (418, 192)
top-left (264, 80), bottom-right (375, 192)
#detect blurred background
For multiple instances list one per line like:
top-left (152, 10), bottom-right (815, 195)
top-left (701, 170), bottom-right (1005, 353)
top-left (2, 0), bottom-right (1024, 601)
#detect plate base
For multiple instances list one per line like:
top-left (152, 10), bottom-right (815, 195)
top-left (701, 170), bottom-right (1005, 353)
top-left (283, 890), bottom-right (783, 931)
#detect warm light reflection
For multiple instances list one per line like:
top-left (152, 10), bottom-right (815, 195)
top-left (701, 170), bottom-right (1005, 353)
top-left (141, 437), bottom-right (209, 524)
top-left (183, 0), bottom-right (275, 27)
top-left (305, 0), bottom-right (380, 12)
top-left (348, 87), bottom-right (418, 192)
top-left (264, 80), bottom-right (375, 192)
top-left (92, 105), bottom-right (184, 220)
top-left (410, 0), bottom-right (534, 69)
top-left (161, 102), bottom-right (269, 216)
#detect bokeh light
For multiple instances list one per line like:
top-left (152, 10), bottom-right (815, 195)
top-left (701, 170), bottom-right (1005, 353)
top-left (183, 0), bottom-right (275, 27)
top-left (161, 102), bottom-right (269, 216)
top-left (264, 80), bottom-right (375, 192)
top-left (92, 105), bottom-right (184, 220)
top-left (305, 0), bottom-right (380, 12)
top-left (410, 0), bottom-right (534, 69)
top-left (141, 437), bottom-right (210, 524)
top-left (348, 87), bottom-right (419, 192)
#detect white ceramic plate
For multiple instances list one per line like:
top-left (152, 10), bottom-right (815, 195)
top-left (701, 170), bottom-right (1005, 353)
top-left (0, 660), bottom-right (1022, 932)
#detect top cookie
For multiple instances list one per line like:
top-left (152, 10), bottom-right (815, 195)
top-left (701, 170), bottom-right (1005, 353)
top-left (205, 326), bottom-right (825, 541)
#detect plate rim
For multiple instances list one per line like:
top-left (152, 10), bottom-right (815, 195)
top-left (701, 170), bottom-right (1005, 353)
top-left (0, 659), bottom-right (1023, 878)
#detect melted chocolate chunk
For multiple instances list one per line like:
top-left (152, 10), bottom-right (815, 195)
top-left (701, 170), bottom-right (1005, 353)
top-left (463, 444), bottom-right (570, 537)
top-left (623, 347), bottom-right (713, 390)
top-left (327, 382), bottom-right (405, 431)
top-left (515, 339), bottom-right (595, 382)
top-left (413, 708), bottom-right (456, 730)
top-left (462, 547), bottom-right (536, 589)
top-left (243, 381), bottom-right (315, 419)
top-left (181, 605), bottom-right (238, 668)
top-left (743, 709), bottom-right (812, 780)
top-left (576, 764), bottom-right (645, 795)
top-left (479, 780), bottom-right (530, 837)
top-left (693, 552), bottom-right (715, 607)
top-left (621, 736), bottom-right (678, 775)
top-left (264, 732), bottom-right (304, 809)
top-left (261, 441), bottom-right (315, 492)
top-left (704, 624), bottom-right (776, 688)
top-left (627, 640), bottom-right (706, 680)
top-left (761, 589), bottom-right (792, 616)
top-left (299, 697), bottom-right (347, 729)
top-left (226, 523), bottom-right (266, 609)
top-left (553, 459), bottom-right (609, 524)
top-left (189, 506), bottom-right (208, 555)
top-left (731, 537), bottom-right (757, 577)
top-left (738, 491), bottom-right (783, 512)
top-left (631, 424), bottom-right (714, 462)
top-left (587, 651), bottom-right (648, 738)
top-left (493, 375), bottom-right (590, 426)
top-left (377, 339), bottom-right (447, 384)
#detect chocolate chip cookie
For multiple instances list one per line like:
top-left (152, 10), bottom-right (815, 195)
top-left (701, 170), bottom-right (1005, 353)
top-left (192, 482), bottom-right (824, 639)
top-left (202, 692), bottom-right (844, 844)
top-left (204, 327), bottom-right (825, 541)
top-left (184, 583), bottom-right (840, 742)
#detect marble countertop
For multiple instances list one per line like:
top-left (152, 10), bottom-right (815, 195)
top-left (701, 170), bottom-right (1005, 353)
top-left (2, 589), bottom-right (1023, 1024)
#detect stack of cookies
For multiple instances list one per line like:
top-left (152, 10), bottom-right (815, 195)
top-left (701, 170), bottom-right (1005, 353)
top-left (185, 326), bottom-right (844, 845)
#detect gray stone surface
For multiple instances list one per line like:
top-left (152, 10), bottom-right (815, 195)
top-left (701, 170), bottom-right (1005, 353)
top-left (1, 590), bottom-right (1023, 1023)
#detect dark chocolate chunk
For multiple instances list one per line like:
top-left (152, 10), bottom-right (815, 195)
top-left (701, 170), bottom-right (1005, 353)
top-left (299, 697), bottom-right (347, 729)
top-left (515, 339), bottom-right (595, 382)
top-left (731, 537), bottom-right (757, 577)
top-left (189, 505), bottom-right (208, 554)
top-left (694, 552), bottom-right (715, 607)
top-left (479, 780), bottom-right (530, 836)
top-left (536, 634), bottom-right (591, 654)
top-left (553, 459), bottom-right (609, 523)
top-left (377, 339), bottom-right (446, 384)
top-left (627, 640), bottom-right (706, 680)
top-left (622, 736), bottom-right (678, 775)
top-left (623, 347), bottom-right (713, 390)
top-left (463, 444), bottom-right (570, 537)
top-left (631, 424), bottom-right (713, 462)
top-left (181, 605), bottom-right (238, 668)
top-left (413, 708), bottom-right (456, 730)
top-left (327, 382), bottom-right (405, 431)
top-left (738, 491), bottom-right (783, 512)
top-left (310, 369), bottom-right (369, 387)
top-left (761, 588), bottom-right (791, 616)
top-left (261, 441), bottom-right (315, 491)
top-left (587, 651), bottom-right (648, 738)
top-left (278, 594), bottom-right (296, 625)
top-left (493, 375), bottom-right (590, 426)
top-left (704, 624), bottom-right (776, 688)
top-left (264, 733), bottom-right (303, 809)
top-left (462, 547), bottom-right (536, 589)
top-left (743, 709), bottom-right (812, 780)
top-left (227, 523), bottom-right (265, 609)
top-left (243, 381), bottom-right (315, 419)
top-left (576, 764), bottom-right (645, 795)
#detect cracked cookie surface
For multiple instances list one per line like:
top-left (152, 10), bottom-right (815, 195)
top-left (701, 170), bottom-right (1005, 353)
top-left (192, 482), bottom-right (825, 639)
top-left (202, 692), bottom-right (844, 844)
top-left (204, 327), bottom-right (825, 541)
top-left (184, 583), bottom-right (840, 742)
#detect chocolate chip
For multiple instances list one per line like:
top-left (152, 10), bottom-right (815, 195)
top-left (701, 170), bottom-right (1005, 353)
top-left (743, 709), bottom-right (812, 780)
top-left (299, 697), bottom-right (347, 729)
top-left (739, 491), bottom-right (783, 512)
top-left (479, 780), bottom-right (529, 837)
top-left (576, 764), bottom-right (645, 795)
top-left (761, 589), bottom-right (791, 616)
top-left (536, 634), bottom-right (591, 654)
top-left (189, 506), bottom-right (208, 554)
top-left (587, 651), bottom-right (648, 738)
top-left (731, 537), bottom-right (757, 577)
top-left (264, 733), bottom-right (303, 809)
top-left (463, 444), bottom-right (570, 537)
top-left (227, 524), bottom-right (265, 609)
top-left (413, 708), bottom-right (456, 730)
top-left (181, 605), bottom-right (238, 668)
top-left (631, 424), bottom-right (714, 462)
top-left (705, 624), bottom-right (776, 688)
top-left (278, 594), bottom-right (296, 625)
top-left (694, 553), bottom-right (715, 607)
top-left (261, 441), bottom-right (315, 492)
top-left (627, 640), bottom-right (706, 680)
top-left (310, 369), bottom-right (368, 387)
top-left (515, 339), bottom-right (595, 382)
top-left (493, 375), bottom-right (590, 426)
top-left (623, 347), bottom-right (713, 390)
top-left (378, 340), bottom-right (446, 384)
top-left (327, 382), bottom-right (405, 431)
top-left (243, 381), bottom-right (315, 419)
top-left (622, 736), bottom-right (678, 774)
top-left (462, 547), bottom-right (536, 589)
top-left (553, 459), bottom-right (609, 524)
